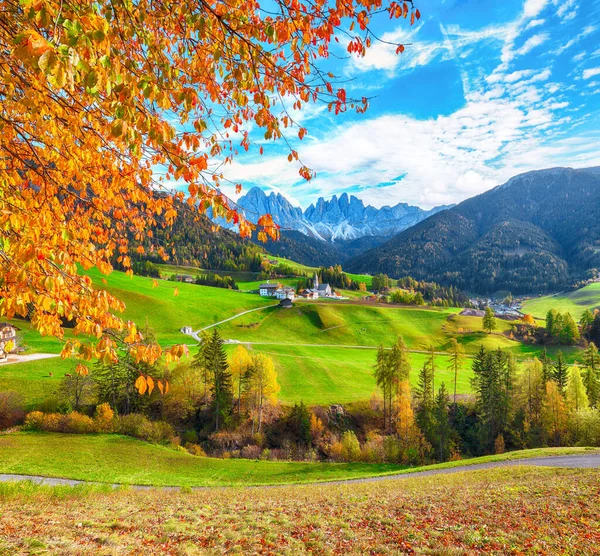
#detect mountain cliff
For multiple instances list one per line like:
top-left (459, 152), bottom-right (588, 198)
top-left (232, 187), bottom-right (450, 241)
top-left (347, 167), bottom-right (600, 294)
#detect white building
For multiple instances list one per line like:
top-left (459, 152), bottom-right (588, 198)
top-left (259, 283), bottom-right (279, 297)
top-left (275, 287), bottom-right (295, 301)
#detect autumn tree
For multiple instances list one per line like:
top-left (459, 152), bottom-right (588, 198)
top-left (229, 345), bottom-right (252, 415)
top-left (516, 358), bottom-right (546, 446)
top-left (59, 363), bottom-right (95, 411)
top-left (482, 307), bottom-right (496, 334)
top-left (246, 353), bottom-right (280, 433)
top-left (1, 0), bottom-right (420, 371)
top-left (542, 381), bottom-right (568, 446)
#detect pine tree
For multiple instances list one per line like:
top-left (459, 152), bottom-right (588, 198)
top-left (447, 338), bottom-right (466, 413)
top-left (204, 329), bottom-right (233, 431)
top-left (553, 351), bottom-right (569, 396)
top-left (433, 382), bottom-right (452, 462)
top-left (517, 358), bottom-right (546, 446)
top-left (416, 361), bottom-right (435, 450)
top-left (540, 349), bottom-right (554, 384)
top-left (582, 342), bottom-right (600, 407)
top-left (483, 307), bottom-right (497, 334)
top-left (374, 345), bottom-right (392, 430)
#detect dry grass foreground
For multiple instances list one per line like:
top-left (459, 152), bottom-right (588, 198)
top-left (0, 466), bottom-right (599, 554)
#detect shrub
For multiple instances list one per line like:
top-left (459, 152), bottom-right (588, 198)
top-left (494, 434), bottom-right (505, 455)
top-left (63, 412), bottom-right (96, 434)
top-left (240, 444), bottom-right (262, 460)
top-left (94, 403), bottom-right (114, 432)
top-left (0, 391), bottom-right (25, 429)
top-left (340, 430), bottom-right (361, 462)
top-left (41, 412), bottom-right (63, 432)
top-left (185, 443), bottom-right (206, 456)
top-left (115, 414), bottom-right (175, 445)
top-left (182, 429), bottom-right (199, 445)
top-left (24, 411), bottom-right (44, 431)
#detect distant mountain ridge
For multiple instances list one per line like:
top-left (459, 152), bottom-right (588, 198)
top-left (230, 187), bottom-right (451, 241)
top-left (347, 167), bottom-right (600, 294)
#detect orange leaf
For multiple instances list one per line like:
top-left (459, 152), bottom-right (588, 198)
top-left (174, 287), bottom-right (179, 297)
top-left (135, 375), bottom-right (147, 395)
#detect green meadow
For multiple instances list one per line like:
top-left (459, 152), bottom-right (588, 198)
top-left (523, 282), bottom-right (600, 318)
top-left (0, 432), bottom-right (591, 488)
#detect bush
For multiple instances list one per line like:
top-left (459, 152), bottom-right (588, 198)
top-left (185, 443), bottom-right (206, 456)
top-left (240, 444), bottom-right (262, 459)
top-left (63, 412), bottom-right (96, 434)
top-left (340, 430), bottom-right (361, 462)
top-left (94, 403), bottom-right (114, 432)
top-left (182, 429), bottom-right (199, 445)
top-left (115, 414), bottom-right (176, 445)
top-left (0, 391), bottom-right (25, 429)
top-left (24, 411), bottom-right (44, 431)
top-left (41, 412), bottom-right (63, 432)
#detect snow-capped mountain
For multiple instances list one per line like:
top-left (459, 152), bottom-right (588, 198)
top-left (230, 187), bottom-right (451, 242)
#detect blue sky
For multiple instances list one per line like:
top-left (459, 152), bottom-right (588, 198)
top-left (213, 0), bottom-right (600, 209)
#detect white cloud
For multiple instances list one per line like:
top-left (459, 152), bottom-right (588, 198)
top-left (555, 0), bottom-right (578, 22)
top-left (514, 33), bottom-right (550, 56)
top-left (583, 67), bottom-right (600, 79)
top-left (524, 0), bottom-right (549, 18)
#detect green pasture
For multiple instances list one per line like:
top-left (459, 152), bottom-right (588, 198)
top-left (0, 432), bottom-right (593, 488)
top-left (522, 282), bottom-right (600, 319)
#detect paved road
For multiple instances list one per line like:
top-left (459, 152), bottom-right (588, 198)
top-left (0, 353), bottom-right (60, 366)
top-left (0, 453), bottom-right (598, 490)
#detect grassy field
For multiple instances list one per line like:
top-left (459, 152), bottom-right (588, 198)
top-left (0, 432), bottom-right (593, 488)
top-left (0, 432), bottom-right (399, 487)
top-left (83, 268), bottom-right (272, 345)
top-left (232, 344), bottom-right (474, 404)
top-left (523, 282), bottom-right (600, 318)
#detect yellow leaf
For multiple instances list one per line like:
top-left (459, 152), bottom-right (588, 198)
top-left (146, 375), bottom-right (155, 395)
top-left (173, 287), bottom-right (179, 297)
top-left (135, 375), bottom-right (147, 395)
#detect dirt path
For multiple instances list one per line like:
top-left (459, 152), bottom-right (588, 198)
top-left (186, 304), bottom-right (279, 342)
top-left (0, 453), bottom-right (598, 490)
top-left (0, 353), bottom-right (60, 366)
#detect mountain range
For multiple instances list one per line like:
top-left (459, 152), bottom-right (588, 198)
top-left (347, 167), bottom-right (600, 294)
top-left (231, 187), bottom-right (451, 241)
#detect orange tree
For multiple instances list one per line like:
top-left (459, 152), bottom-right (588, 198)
top-left (0, 0), bottom-right (419, 380)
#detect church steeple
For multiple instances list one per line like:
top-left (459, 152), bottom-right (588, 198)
top-left (314, 272), bottom-right (319, 289)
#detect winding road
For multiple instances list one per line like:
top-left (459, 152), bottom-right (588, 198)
top-left (0, 453), bottom-right (598, 489)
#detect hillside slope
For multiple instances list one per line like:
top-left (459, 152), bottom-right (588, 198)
top-left (347, 167), bottom-right (600, 294)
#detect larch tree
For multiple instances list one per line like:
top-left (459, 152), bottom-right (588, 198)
top-left (229, 344), bottom-right (252, 415)
top-left (447, 337), bottom-right (465, 413)
top-left (1, 0), bottom-right (421, 380)
top-left (482, 307), bottom-right (496, 334)
top-left (542, 380), bottom-right (568, 446)
top-left (247, 352), bottom-right (280, 433)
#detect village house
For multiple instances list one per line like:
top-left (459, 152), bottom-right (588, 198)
top-left (275, 287), bottom-right (295, 301)
top-left (259, 283), bottom-right (279, 297)
top-left (0, 323), bottom-right (18, 362)
top-left (175, 274), bottom-right (195, 283)
top-left (180, 325), bottom-right (193, 335)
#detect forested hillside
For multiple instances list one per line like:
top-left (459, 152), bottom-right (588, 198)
top-left (348, 167), bottom-right (600, 294)
top-left (125, 200), bottom-right (266, 272)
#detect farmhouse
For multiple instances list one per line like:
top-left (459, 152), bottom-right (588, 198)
top-left (180, 326), bottom-right (193, 335)
top-left (175, 274), bottom-right (195, 283)
top-left (259, 283), bottom-right (279, 297)
top-left (275, 287), bottom-right (295, 301)
top-left (0, 323), bottom-right (18, 362)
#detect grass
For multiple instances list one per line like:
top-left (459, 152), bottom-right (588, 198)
top-left (1, 466), bottom-right (598, 554)
top-left (83, 267), bottom-right (273, 345)
top-left (0, 358), bottom-right (80, 409)
top-left (0, 432), bottom-right (400, 487)
top-left (0, 432), bottom-right (594, 488)
top-left (231, 344), bottom-right (475, 404)
top-left (523, 282), bottom-right (600, 318)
